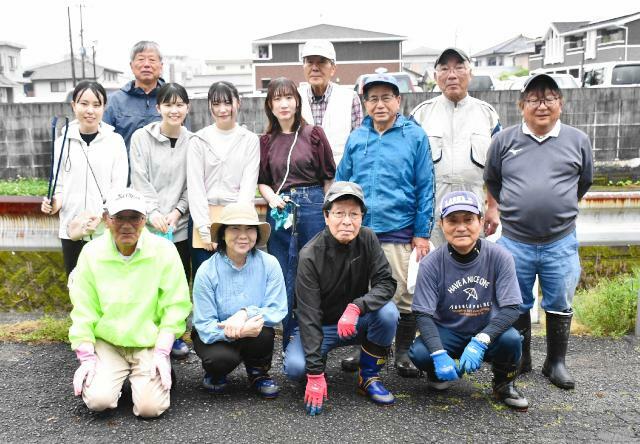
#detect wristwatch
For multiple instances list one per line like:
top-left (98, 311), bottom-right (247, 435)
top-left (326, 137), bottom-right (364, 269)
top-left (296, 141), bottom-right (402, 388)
top-left (475, 333), bottom-right (491, 346)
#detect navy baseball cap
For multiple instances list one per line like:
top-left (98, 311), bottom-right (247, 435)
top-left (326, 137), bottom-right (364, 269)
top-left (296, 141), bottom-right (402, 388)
top-left (363, 73), bottom-right (400, 96)
top-left (440, 191), bottom-right (482, 218)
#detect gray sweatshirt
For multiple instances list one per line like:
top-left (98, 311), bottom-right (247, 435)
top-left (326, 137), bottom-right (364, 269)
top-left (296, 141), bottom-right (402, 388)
top-left (130, 122), bottom-right (191, 242)
top-left (484, 123), bottom-right (593, 244)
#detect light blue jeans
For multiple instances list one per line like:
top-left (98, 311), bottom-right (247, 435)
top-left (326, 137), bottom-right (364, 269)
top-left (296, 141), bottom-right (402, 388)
top-left (283, 301), bottom-right (399, 381)
top-left (498, 231), bottom-right (581, 313)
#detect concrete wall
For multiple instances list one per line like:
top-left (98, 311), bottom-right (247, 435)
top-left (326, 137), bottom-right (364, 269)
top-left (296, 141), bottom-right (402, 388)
top-left (1, 88), bottom-right (639, 181)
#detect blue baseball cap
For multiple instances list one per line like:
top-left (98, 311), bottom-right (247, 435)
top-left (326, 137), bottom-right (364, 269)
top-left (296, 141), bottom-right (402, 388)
top-left (440, 191), bottom-right (482, 218)
top-left (363, 73), bottom-right (400, 96)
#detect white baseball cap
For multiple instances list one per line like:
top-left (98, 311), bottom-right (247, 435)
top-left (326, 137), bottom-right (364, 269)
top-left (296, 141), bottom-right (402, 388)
top-left (301, 39), bottom-right (336, 61)
top-left (106, 188), bottom-right (146, 215)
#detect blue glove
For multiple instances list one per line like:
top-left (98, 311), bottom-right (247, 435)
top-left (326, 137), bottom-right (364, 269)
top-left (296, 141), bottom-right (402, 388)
top-left (430, 350), bottom-right (459, 381)
top-left (458, 337), bottom-right (488, 375)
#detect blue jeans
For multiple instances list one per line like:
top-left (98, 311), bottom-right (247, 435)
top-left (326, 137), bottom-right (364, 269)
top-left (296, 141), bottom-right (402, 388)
top-left (188, 216), bottom-right (214, 276)
top-left (409, 325), bottom-right (522, 372)
top-left (498, 231), bottom-right (581, 313)
top-left (283, 301), bottom-right (399, 381)
top-left (266, 185), bottom-right (326, 350)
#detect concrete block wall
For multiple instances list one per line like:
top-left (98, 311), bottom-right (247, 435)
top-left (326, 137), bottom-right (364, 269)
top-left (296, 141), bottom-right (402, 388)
top-left (1, 88), bottom-right (639, 181)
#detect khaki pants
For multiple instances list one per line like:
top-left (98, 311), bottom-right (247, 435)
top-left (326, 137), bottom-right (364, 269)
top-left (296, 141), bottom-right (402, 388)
top-left (81, 340), bottom-right (170, 418)
top-left (381, 242), bottom-right (413, 314)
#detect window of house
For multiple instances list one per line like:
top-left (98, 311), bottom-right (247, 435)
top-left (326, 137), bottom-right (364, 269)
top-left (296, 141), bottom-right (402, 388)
top-left (215, 66), bottom-right (225, 71)
top-left (497, 56), bottom-right (503, 65)
top-left (50, 81), bottom-right (66, 92)
top-left (487, 57), bottom-right (497, 66)
top-left (600, 28), bottom-right (624, 44)
top-left (534, 43), bottom-right (543, 54)
top-left (260, 78), bottom-right (271, 90)
top-left (8, 56), bottom-right (17, 70)
top-left (567, 36), bottom-right (583, 49)
top-left (240, 65), bottom-right (245, 70)
top-left (253, 44), bottom-right (271, 60)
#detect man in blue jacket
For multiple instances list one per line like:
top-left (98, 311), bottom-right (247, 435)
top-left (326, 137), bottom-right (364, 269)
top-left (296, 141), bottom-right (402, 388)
top-left (103, 40), bottom-right (165, 150)
top-left (336, 73), bottom-right (435, 377)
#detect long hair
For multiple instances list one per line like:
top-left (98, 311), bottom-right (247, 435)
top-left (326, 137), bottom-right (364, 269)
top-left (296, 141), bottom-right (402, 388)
top-left (264, 77), bottom-right (306, 135)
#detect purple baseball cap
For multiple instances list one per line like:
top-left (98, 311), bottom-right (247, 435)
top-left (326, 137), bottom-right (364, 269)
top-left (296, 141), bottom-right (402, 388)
top-left (440, 191), bottom-right (482, 218)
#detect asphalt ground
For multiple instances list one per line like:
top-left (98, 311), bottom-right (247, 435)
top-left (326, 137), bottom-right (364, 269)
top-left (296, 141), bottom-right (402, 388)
top-left (0, 330), bottom-right (639, 443)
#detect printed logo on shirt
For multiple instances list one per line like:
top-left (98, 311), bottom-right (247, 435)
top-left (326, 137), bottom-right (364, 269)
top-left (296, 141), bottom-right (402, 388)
top-left (446, 275), bottom-right (492, 318)
top-left (447, 275), bottom-right (490, 294)
top-left (508, 148), bottom-right (523, 155)
top-left (463, 288), bottom-right (478, 301)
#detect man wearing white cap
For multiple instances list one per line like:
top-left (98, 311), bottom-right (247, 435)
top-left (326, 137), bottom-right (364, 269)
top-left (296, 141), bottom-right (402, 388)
top-left (68, 187), bottom-right (191, 418)
top-left (299, 39), bottom-right (363, 165)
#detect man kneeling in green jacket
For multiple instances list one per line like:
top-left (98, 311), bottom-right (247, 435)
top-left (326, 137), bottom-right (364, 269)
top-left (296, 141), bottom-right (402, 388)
top-left (68, 188), bottom-right (191, 418)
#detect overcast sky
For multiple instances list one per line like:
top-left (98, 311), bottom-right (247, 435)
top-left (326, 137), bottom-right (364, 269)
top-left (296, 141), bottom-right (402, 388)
top-left (4, 0), bottom-right (637, 74)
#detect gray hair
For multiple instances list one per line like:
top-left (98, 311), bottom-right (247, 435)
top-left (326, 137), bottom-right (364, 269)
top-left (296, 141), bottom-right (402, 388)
top-left (130, 41), bottom-right (162, 62)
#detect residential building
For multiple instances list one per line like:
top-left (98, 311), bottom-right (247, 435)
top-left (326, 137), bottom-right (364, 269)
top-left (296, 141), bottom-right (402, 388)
top-left (472, 35), bottom-right (536, 75)
top-left (403, 45), bottom-right (441, 85)
top-left (0, 41), bottom-right (26, 103)
top-left (22, 58), bottom-right (123, 102)
top-left (184, 59), bottom-right (253, 96)
top-left (529, 11), bottom-right (640, 79)
top-left (251, 24), bottom-right (405, 91)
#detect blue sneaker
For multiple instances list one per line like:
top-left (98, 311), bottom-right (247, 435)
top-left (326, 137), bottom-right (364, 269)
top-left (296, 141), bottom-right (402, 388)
top-left (171, 338), bottom-right (190, 360)
top-left (202, 374), bottom-right (227, 394)
top-left (246, 367), bottom-right (280, 399)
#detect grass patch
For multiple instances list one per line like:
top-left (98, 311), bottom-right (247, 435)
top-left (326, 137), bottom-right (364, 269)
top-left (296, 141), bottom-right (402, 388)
top-left (0, 176), bottom-right (49, 196)
top-left (0, 316), bottom-right (70, 343)
top-left (574, 269), bottom-right (639, 337)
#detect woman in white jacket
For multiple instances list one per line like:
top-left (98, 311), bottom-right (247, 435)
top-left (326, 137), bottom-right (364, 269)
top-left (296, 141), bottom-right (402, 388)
top-left (41, 81), bottom-right (128, 276)
top-left (187, 81), bottom-right (259, 274)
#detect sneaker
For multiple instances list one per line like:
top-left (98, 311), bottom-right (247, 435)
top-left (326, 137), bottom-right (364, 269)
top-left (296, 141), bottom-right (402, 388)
top-left (171, 339), bottom-right (190, 360)
top-left (202, 374), bottom-right (227, 394)
top-left (246, 367), bottom-right (280, 399)
top-left (427, 375), bottom-right (452, 391)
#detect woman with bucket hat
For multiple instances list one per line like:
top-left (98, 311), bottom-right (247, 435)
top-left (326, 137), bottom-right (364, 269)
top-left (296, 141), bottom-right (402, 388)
top-left (191, 202), bottom-right (287, 398)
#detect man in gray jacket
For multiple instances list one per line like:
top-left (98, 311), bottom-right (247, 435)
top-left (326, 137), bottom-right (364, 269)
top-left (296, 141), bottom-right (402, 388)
top-left (484, 74), bottom-right (593, 389)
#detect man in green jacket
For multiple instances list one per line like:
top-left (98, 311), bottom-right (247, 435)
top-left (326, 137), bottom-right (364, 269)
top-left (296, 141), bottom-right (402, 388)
top-left (68, 188), bottom-right (191, 418)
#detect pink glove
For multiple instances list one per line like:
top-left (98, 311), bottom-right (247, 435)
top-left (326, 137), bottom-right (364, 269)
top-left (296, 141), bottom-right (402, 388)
top-left (73, 342), bottom-right (97, 396)
top-left (337, 303), bottom-right (360, 339)
top-left (152, 331), bottom-right (175, 391)
top-left (304, 373), bottom-right (328, 416)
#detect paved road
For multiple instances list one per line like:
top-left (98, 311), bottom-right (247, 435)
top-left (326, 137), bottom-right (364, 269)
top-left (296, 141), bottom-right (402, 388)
top-left (0, 334), bottom-right (639, 443)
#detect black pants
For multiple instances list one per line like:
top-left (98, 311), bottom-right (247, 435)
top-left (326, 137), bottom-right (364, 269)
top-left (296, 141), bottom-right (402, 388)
top-left (174, 239), bottom-right (191, 283)
top-left (61, 238), bottom-right (87, 277)
top-left (192, 327), bottom-right (275, 379)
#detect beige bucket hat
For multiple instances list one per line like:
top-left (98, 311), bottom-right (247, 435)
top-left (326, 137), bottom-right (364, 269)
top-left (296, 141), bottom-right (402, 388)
top-left (210, 202), bottom-right (271, 247)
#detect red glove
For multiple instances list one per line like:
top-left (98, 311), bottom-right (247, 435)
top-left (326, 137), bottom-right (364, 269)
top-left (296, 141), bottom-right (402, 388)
top-left (304, 373), bottom-right (328, 416)
top-left (337, 303), bottom-right (360, 339)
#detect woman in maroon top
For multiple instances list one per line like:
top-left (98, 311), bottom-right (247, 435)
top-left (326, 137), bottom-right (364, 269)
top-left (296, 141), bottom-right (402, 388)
top-left (258, 77), bottom-right (336, 350)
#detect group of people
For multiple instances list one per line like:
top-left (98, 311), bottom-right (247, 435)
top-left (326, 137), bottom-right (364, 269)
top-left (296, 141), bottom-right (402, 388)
top-left (41, 39), bottom-right (592, 418)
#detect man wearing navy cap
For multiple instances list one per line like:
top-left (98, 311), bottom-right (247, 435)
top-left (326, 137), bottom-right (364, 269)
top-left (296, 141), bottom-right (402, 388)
top-left (409, 190), bottom-right (527, 410)
top-left (484, 73), bottom-right (593, 389)
top-left (411, 48), bottom-right (501, 246)
top-left (336, 73), bottom-right (435, 378)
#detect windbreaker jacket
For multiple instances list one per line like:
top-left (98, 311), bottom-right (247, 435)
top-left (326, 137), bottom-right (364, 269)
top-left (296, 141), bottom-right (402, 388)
top-left (295, 227), bottom-right (397, 374)
top-left (130, 122), bottom-right (191, 242)
top-left (336, 114), bottom-right (435, 238)
top-left (68, 228), bottom-right (192, 350)
top-left (103, 79), bottom-right (165, 148)
top-left (53, 120), bottom-right (128, 240)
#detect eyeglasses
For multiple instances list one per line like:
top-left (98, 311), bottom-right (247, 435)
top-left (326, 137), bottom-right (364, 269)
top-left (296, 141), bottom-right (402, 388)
top-left (524, 96), bottom-right (560, 108)
top-left (365, 95), bottom-right (396, 104)
top-left (435, 65), bottom-right (468, 75)
top-left (110, 214), bottom-right (145, 225)
top-left (330, 211), bottom-right (362, 221)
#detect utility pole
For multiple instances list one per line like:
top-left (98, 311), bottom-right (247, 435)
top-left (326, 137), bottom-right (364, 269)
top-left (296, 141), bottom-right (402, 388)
top-left (67, 6), bottom-right (77, 87)
top-left (92, 42), bottom-right (97, 81)
top-left (79, 4), bottom-right (86, 80)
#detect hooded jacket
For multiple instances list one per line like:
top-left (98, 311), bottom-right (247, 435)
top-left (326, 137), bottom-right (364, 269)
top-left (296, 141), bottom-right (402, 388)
top-left (336, 114), bottom-right (435, 238)
top-left (130, 121), bottom-right (191, 242)
top-left (53, 120), bottom-right (129, 240)
top-left (102, 79), bottom-right (165, 148)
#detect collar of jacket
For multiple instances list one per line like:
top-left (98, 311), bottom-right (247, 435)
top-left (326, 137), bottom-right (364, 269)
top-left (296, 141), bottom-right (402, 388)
top-left (362, 113), bottom-right (413, 136)
top-left (322, 225), bottom-right (359, 250)
top-left (100, 228), bottom-right (155, 263)
top-left (144, 121), bottom-right (189, 144)
top-left (64, 119), bottom-right (116, 143)
top-left (121, 77), bottom-right (166, 96)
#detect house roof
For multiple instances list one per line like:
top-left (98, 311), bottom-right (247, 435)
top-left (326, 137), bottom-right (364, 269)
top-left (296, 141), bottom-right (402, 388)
top-left (563, 11), bottom-right (640, 35)
top-left (27, 59), bottom-right (122, 81)
top-left (551, 21), bottom-right (590, 34)
top-left (254, 24), bottom-right (405, 42)
top-left (0, 41), bottom-right (26, 49)
top-left (472, 35), bottom-right (535, 58)
top-left (403, 46), bottom-right (441, 56)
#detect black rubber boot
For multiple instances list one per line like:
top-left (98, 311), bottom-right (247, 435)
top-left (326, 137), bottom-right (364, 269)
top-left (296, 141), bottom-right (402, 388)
top-left (512, 312), bottom-right (532, 374)
top-left (341, 346), bottom-right (360, 372)
top-left (395, 313), bottom-right (421, 378)
top-left (542, 311), bottom-right (575, 389)
top-left (492, 361), bottom-right (528, 411)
